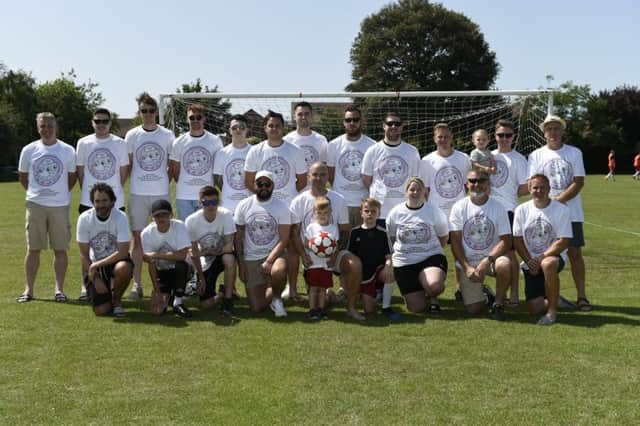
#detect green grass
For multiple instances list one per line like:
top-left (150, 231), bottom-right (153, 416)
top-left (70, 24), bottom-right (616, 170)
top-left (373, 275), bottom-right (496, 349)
top-left (1, 176), bottom-right (639, 425)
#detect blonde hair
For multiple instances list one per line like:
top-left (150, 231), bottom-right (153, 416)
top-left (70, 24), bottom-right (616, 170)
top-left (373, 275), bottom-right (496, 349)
top-left (314, 196), bottom-right (332, 212)
top-left (404, 176), bottom-right (426, 192)
top-left (472, 128), bottom-right (488, 139)
top-left (361, 197), bottom-right (381, 210)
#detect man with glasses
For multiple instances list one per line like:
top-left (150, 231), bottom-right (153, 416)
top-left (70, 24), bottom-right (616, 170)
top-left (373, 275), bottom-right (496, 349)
top-left (284, 101), bottom-right (328, 185)
top-left (169, 104), bottom-right (223, 220)
top-left (125, 92), bottom-right (175, 301)
top-left (449, 170), bottom-right (512, 321)
top-left (327, 105), bottom-right (376, 229)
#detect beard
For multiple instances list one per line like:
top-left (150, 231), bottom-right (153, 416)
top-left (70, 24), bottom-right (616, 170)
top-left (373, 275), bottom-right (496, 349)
top-left (256, 189), bottom-right (272, 201)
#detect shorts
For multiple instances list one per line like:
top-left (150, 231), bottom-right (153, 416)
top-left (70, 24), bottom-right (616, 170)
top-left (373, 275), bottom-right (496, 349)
top-left (86, 257), bottom-right (134, 307)
top-left (523, 256), bottom-right (565, 301)
top-left (243, 255), bottom-right (285, 289)
top-left (454, 260), bottom-right (497, 305)
top-left (304, 268), bottom-right (333, 289)
top-left (360, 265), bottom-right (385, 298)
top-left (128, 194), bottom-right (169, 232)
top-left (79, 204), bottom-right (126, 214)
top-left (25, 201), bottom-right (71, 251)
top-left (570, 222), bottom-right (585, 247)
top-left (507, 211), bottom-right (515, 250)
top-left (200, 256), bottom-right (225, 300)
top-left (347, 206), bottom-right (363, 229)
top-left (393, 254), bottom-right (448, 296)
top-left (156, 261), bottom-right (189, 296)
top-left (176, 199), bottom-right (200, 221)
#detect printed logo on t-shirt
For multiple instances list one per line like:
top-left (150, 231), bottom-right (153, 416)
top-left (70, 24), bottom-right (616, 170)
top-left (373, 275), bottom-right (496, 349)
top-left (226, 159), bottom-right (246, 190)
top-left (397, 222), bottom-right (431, 244)
top-left (491, 159), bottom-right (508, 187)
top-left (183, 146), bottom-right (211, 176)
top-left (136, 142), bottom-right (165, 172)
top-left (301, 145), bottom-right (320, 168)
top-left (156, 242), bottom-right (176, 270)
top-left (434, 166), bottom-right (464, 199)
top-left (262, 157), bottom-right (290, 190)
top-left (377, 156), bottom-right (409, 188)
top-left (246, 212), bottom-right (278, 246)
top-left (90, 231), bottom-right (116, 260)
top-left (544, 158), bottom-right (573, 191)
top-left (33, 155), bottom-right (63, 186)
top-left (198, 232), bottom-right (223, 252)
top-left (338, 150), bottom-right (364, 182)
top-left (462, 214), bottom-right (495, 250)
top-left (88, 148), bottom-right (117, 180)
top-left (524, 217), bottom-right (555, 256)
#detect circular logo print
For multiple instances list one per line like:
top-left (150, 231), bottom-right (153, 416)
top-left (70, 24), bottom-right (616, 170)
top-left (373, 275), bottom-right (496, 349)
top-left (88, 148), bottom-right (117, 180)
top-left (338, 150), bottom-right (364, 182)
top-left (302, 145), bottom-right (320, 168)
top-left (199, 232), bottom-right (223, 252)
top-left (90, 231), bottom-right (116, 260)
top-left (183, 146), bottom-right (211, 176)
top-left (136, 142), bottom-right (164, 172)
top-left (262, 157), bottom-right (290, 190)
top-left (462, 214), bottom-right (495, 251)
top-left (33, 155), bottom-right (63, 186)
top-left (226, 159), bottom-right (246, 190)
top-left (544, 158), bottom-right (573, 191)
top-left (491, 159), bottom-right (508, 188)
top-left (246, 212), bottom-right (278, 246)
top-left (397, 222), bottom-right (431, 244)
top-left (378, 155), bottom-right (409, 188)
top-left (524, 217), bottom-right (555, 256)
top-left (434, 166), bottom-right (464, 199)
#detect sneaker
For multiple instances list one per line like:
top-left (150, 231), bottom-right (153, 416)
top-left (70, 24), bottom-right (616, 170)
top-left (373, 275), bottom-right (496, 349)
top-left (454, 289), bottom-right (463, 303)
top-left (491, 303), bottom-right (507, 321)
top-left (382, 307), bottom-right (402, 321)
top-left (427, 303), bottom-right (441, 313)
top-left (128, 284), bottom-right (143, 301)
top-left (78, 290), bottom-right (89, 302)
top-left (221, 298), bottom-right (235, 316)
top-left (112, 305), bottom-right (126, 317)
top-left (307, 309), bottom-right (320, 320)
top-left (319, 309), bottom-right (329, 320)
top-left (281, 284), bottom-right (290, 300)
top-left (482, 285), bottom-right (495, 307)
top-left (185, 277), bottom-right (198, 297)
top-left (558, 295), bottom-right (576, 310)
top-left (173, 304), bottom-right (192, 318)
top-left (537, 313), bottom-right (556, 326)
top-left (270, 298), bottom-right (287, 318)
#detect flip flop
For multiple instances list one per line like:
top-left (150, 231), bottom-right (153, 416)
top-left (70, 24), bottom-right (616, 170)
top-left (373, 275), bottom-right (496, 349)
top-left (16, 294), bottom-right (33, 303)
top-left (54, 292), bottom-right (68, 303)
top-left (576, 297), bottom-right (593, 312)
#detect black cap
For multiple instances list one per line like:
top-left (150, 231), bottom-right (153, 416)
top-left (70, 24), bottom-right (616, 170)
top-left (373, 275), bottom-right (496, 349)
top-left (151, 199), bottom-right (172, 216)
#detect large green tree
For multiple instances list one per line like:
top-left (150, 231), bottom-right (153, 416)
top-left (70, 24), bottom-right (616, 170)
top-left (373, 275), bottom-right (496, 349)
top-left (347, 0), bottom-right (499, 92)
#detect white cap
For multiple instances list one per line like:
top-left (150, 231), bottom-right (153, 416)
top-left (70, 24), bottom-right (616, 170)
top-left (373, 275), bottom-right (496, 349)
top-left (255, 170), bottom-right (274, 182)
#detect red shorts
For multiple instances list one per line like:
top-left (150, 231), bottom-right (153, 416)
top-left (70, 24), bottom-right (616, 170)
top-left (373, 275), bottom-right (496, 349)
top-left (304, 268), bottom-right (333, 288)
top-left (360, 265), bottom-right (385, 298)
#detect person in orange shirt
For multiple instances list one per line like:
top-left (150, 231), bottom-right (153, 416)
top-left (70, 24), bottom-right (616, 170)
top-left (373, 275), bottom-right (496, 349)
top-left (633, 153), bottom-right (640, 180)
top-left (605, 150), bottom-right (616, 181)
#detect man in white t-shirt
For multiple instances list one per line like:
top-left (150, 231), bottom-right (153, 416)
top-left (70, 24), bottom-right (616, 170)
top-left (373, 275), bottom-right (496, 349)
top-left (327, 104), bottom-right (376, 228)
top-left (244, 110), bottom-right (307, 203)
top-left (513, 174), bottom-right (572, 325)
top-left (185, 186), bottom-right (237, 316)
top-left (450, 170), bottom-right (512, 321)
top-left (213, 114), bottom-right (252, 212)
top-left (141, 199), bottom-right (193, 318)
top-left (169, 103), bottom-right (223, 220)
top-left (234, 171), bottom-right (291, 317)
top-left (76, 108), bottom-right (129, 301)
top-left (528, 115), bottom-right (592, 312)
top-left (361, 112), bottom-right (423, 222)
top-left (77, 183), bottom-right (133, 316)
top-left (17, 112), bottom-right (77, 303)
top-left (125, 92), bottom-right (174, 301)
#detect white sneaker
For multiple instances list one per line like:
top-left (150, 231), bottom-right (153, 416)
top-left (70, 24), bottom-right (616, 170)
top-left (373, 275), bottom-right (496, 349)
top-left (128, 284), bottom-right (143, 301)
top-left (270, 298), bottom-right (287, 317)
top-left (281, 284), bottom-right (290, 300)
top-left (113, 305), bottom-right (126, 317)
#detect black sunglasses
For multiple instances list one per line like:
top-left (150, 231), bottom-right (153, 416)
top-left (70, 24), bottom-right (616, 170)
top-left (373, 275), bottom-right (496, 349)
top-left (468, 178), bottom-right (489, 184)
top-left (344, 117), bottom-right (361, 123)
top-left (140, 108), bottom-right (156, 114)
top-left (93, 119), bottom-right (110, 125)
top-left (201, 199), bottom-right (219, 207)
top-left (256, 181), bottom-right (272, 188)
top-left (385, 121), bottom-right (403, 127)
top-left (496, 133), bottom-right (514, 138)
top-left (188, 115), bottom-right (203, 121)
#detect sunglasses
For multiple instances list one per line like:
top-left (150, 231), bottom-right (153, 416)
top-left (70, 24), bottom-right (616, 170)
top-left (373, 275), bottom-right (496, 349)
top-left (188, 115), bottom-right (203, 121)
top-left (231, 124), bottom-right (247, 130)
top-left (496, 133), bottom-right (514, 138)
top-left (93, 119), bottom-right (110, 125)
top-left (468, 178), bottom-right (489, 184)
top-left (140, 108), bottom-right (156, 114)
top-left (344, 117), bottom-right (361, 123)
top-left (256, 181), bottom-right (272, 188)
top-left (201, 199), bottom-right (219, 207)
top-left (385, 121), bottom-right (403, 127)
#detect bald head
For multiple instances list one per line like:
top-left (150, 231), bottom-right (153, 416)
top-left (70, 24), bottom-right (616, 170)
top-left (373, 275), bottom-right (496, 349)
top-left (308, 161), bottom-right (329, 194)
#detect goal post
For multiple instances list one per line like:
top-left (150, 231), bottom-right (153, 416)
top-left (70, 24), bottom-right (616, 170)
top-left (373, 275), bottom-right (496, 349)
top-left (158, 90), bottom-right (554, 156)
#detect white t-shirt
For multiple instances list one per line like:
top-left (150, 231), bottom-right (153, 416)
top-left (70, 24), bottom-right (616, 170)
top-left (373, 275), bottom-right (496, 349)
top-left (18, 139), bottom-right (76, 207)
top-left (304, 222), bottom-right (339, 269)
top-left (234, 195), bottom-right (292, 261)
top-left (290, 190), bottom-right (349, 239)
top-left (422, 150), bottom-right (471, 217)
top-left (141, 219), bottom-right (191, 270)
top-left (449, 197), bottom-right (511, 267)
top-left (490, 149), bottom-right (528, 212)
top-left (513, 199), bottom-right (572, 262)
top-left (361, 141), bottom-right (422, 218)
top-left (386, 202), bottom-right (449, 267)
top-left (76, 134), bottom-right (129, 209)
top-left (527, 144), bottom-right (586, 222)
top-left (185, 207), bottom-right (236, 271)
top-left (326, 134), bottom-right (376, 207)
top-left (171, 130), bottom-right (223, 200)
top-left (212, 143), bottom-right (252, 212)
top-left (76, 208), bottom-right (131, 262)
top-left (125, 125), bottom-right (174, 196)
top-left (244, 140), bottom-right (307, 203)
top-left (284, 130), bottom-right (328, 169)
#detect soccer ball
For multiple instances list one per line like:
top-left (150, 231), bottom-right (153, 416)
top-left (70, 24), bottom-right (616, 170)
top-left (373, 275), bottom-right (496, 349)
top-left (309, 231), bottom-right (337, 258)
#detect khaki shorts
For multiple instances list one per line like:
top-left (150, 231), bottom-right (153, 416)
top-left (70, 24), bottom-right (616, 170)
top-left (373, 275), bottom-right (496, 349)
top-left (347, 206), bottom-right (363, 229)
top-left (243, 255), bottom-right (285, 289)
top-left (455, 260), bottom-right (496, 305)
top-left (128, 194), bottom-right (169, 231)
top-left (25, 201), bottom-right (70, 250)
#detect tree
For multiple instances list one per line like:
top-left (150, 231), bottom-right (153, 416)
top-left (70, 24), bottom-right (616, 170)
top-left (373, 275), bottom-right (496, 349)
top-left (167, 78), bottom-right (232, 136)
top-left (347, 0), bottom-right (499, 92)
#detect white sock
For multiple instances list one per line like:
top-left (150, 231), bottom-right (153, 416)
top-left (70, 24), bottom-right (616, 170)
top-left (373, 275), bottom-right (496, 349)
top-left (173, 296), bottom-right (183, 307)
top-left (382, 283), bottom-right (395, 309)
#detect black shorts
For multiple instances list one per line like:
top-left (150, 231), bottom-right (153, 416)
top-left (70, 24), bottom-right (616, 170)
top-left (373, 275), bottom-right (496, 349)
top-left (200, 256), bottom-right (225, 301)
top-left (157, 261), bottom-right (189, 296)
top-left (507, 211), bottom-right (515, 251)
top-left (86, 256), bottom-right (134, 307)
top-left (570, 222), bottom-right (585, 247)
top-left (393, 254), bottom-right (448, 296)
top-left (523, 256), bottom-right (565, 301)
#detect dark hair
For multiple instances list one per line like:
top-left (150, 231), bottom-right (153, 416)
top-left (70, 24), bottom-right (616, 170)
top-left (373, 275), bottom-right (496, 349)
top-left (344, 104), bottom-right (361, 116)
top-left (294, 101), bottom-right (313, 112)
top-left (136, 92), bottom-right (158, 109)
top-left (199, 185), bottom-right (219, 199)
top-left (264, 110), bottom-right (285, 126)
top-left (229, 114), bottom-right (248, 124)
top-left (384, 111), bottom-right (402, 122)
top-left (93, 108), bottom-right (111, 119)
top-left (495, 119), bottom-right (514, 131)
top-left (90, 183), bottom-right (116, 203)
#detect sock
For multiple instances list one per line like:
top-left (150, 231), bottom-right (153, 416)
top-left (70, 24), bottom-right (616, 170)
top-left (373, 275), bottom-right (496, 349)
top-left (173, 296), bottom-right (183, 307)
top-left (382, 283), bottom-right (395, 309)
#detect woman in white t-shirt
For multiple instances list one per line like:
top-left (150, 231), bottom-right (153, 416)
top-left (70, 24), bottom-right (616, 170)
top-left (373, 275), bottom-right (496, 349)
top-left (386, 177), bottom-right (449, 313)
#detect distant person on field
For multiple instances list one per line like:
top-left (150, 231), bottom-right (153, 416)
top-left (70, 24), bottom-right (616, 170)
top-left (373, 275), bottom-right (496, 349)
top-left (605, 149), bottom-right (616, 181)
top-left (634, 152), bottom-right (640, 180)
top-left (469, 129), bottom-right (496, 174)
top-left (17, 112), bottom-right (76, 303)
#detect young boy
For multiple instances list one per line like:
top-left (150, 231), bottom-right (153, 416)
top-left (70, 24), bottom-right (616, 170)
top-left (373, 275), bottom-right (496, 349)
top-left (301, 197), bottom-right (338, 320)
top-left (347, 198), bottom-right (400, 320)
top-left (470, 129), bottom-right (496, 174)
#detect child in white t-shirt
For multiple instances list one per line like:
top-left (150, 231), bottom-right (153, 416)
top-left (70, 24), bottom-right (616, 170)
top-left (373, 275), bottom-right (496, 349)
top-left (470, 129), bottom-right (496, 174)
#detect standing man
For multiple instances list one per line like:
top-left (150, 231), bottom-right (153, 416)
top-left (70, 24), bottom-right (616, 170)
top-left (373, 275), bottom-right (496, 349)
top-left (327, 105), bottom-right (376, 228)
top-left (17, 112), bottom-right (76, 303)
top-left (605, 150), bottom-right (616, 181)
top-left (490, 119), bottom-right (529, 307)
top-left (213, 114), bottom-right (252, 212)
top-left (633, 152), bottom-right (640, 180)
top-left (361, 112), bottom-right (423, 222)
top-left (77, 183), bottom-right (133, 316)
top-left (76, 108), bottom-right (129, 301)
top-left (449, 170), bottom-right (512, 321)
top-left (169, 104), bottom-right (223, 220)
top-left (290, 162), bottom-right (365, 320)
top-left (528, 115), bottom-right (592, 311)
top-left (284, 101), bottom-right (328, 181)
top-left (125, 92), bottom-right (175, 301)
top-left (234, 171), bottom-right (291, 317)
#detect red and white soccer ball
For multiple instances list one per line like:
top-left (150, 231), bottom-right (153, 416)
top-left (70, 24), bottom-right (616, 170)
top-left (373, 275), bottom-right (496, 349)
top-left (309, 231), bottom-right (337, 258)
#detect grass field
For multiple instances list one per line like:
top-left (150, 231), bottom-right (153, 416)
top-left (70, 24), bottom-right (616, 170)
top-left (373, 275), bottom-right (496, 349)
top-left (1, 176), bottom-right (639, 425)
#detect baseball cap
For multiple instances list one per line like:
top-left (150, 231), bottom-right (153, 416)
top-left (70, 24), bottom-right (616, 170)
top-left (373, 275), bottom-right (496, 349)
top-left (255, 170), bottom-right (274, 182)
top-left (151, 199), bottom-right (172, 216)
top-left (540, 115), bottom-right (566, 131)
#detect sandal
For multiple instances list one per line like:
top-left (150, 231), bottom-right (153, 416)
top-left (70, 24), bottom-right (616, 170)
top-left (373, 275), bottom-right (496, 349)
top-left (16, 294), bottom-right (33, 303)
top-left (576, 297), bottom-right (593, 312)
top-left (54, 292), bottom-right (68, 303)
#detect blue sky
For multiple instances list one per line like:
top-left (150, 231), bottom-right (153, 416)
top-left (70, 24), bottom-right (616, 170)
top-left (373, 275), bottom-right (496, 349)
top-left (2, 0), bottom-right (638, 117)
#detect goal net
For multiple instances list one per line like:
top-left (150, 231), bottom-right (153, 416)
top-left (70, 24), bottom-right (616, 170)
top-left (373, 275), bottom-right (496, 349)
top-left (159, 90), bottom-right (553, 156)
